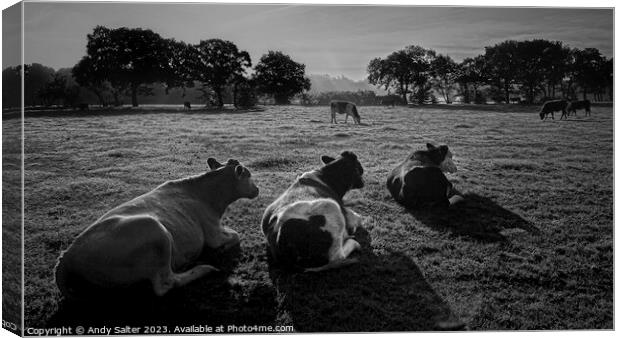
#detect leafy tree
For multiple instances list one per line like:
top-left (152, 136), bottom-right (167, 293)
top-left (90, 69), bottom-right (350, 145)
top-left (164, 39), bottom-right (198, 97)
top-left (38, 73), bottom-right (67, 106)
top-left (367, 45), bottom-right (436, 104)
top-left (72, 56), bottom-right (112, 106)
top-left (571, 48), bottom-right (606, 100)
top-left (2, 66), bottom-right (21, 108)
top-left (514, 39), bottom-right (553, 103)
top-left (253, 51), bottom-right (311, 104)
top-left (77, 26), bottom-right (173, 107)
top-left (430, 54), bottom-right (458, 104)
top-left (539, 41), bottom-right (571, 99)
top-left (456, 56), bottom-right (486, 103)
top-left (192, 39), bottom-right (251, 107)
top-left (24, 63), bottom-right (55, 106)
top-left (483, 40), bottom-right (520, 103)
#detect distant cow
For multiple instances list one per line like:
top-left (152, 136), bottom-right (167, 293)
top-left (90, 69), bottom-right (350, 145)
top-left (262, 151), bottom-right (365, 272)
top-left (539, 99), bottom-right (569, 120)
top-left (330, 100), bottom-right (361, 124)
top-left (387, 143), bottom-right (463, 209)
top-left (55, 158), bottom-right (259, 299)
top-left (184, 101), bottom-right (192, 110)
top-left (567, 100), bottom-right (591, 117)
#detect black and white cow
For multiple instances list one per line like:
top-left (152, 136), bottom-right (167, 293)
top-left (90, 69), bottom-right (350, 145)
top-left (55, 158), bottom-right (259, 299)
top-left (539, 99), bottom-right (569, 120)
top-left (567, 99), bottom-right (591, 117)
top-left (261, 151), bottom-right (365, 272)
top-left (330, 100), bottom-right (361, 124)
top-left (387, 143), bottom-right (463, 209)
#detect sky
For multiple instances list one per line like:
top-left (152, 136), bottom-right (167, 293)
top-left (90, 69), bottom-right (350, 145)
top-left (6, 1), bottom-right (615, 81)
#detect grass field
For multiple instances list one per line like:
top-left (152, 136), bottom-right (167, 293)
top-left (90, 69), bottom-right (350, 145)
top-left (8, 104), bottom-right (613, 331)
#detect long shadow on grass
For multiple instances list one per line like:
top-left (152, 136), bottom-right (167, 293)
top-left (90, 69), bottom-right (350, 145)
top-left (408, 193), bottom-right (538, 242)
top-left (47, 245), bottom-right (278, 328)
top-left (269, 228), bottom-right (465, 332)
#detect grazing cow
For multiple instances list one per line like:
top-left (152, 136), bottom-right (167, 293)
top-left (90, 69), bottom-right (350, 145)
top-left (262, 151), bottom-right (365, 272)
top-left (184, 101), bottom-right (192, 110)
top-left (78, 103), bottom-right (89, 111)
top-left (567, 99), bottom-right (591, 117)
top-left (330, 100), bottom-right (361, 124)
top-left (387, 143), bottom-right (463, 209)
top-left (539, 99), bottom-right (569, 120)
top-left (54, 158), bottom-right (259, 299)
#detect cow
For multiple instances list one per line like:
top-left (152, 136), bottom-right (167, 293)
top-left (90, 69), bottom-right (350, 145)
top-left (54, 158), bottom-right (259, 299)
top-left (567, 99), bottom-right (591, 117)
top-left (261, 151), bottom-right (365, 272)
top-left (539, 99), bottom-right (569, 120)
top-left (184, 101), bottom-right (192, 110)
top-left (330, 100), bottom-right (361, 124)
top-left (387, 143), bottom-right (463, 209)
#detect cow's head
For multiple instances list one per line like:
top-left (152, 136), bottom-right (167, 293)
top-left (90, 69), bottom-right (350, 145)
top-left (424, 143), bottom-right (457, 173)
top-left (320, 151), bottom-right (364, 191)
top-left (207, 157), bottom-right (259, 199)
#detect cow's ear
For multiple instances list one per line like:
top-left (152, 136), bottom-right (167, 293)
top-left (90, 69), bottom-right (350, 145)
top-left (234, 165), bottom-right (245, 178)
top-left (426, 143), bottom-right (436, 150)
top-left (207, 158), bottom-right (222, 170)
top-left (321, 155), bottom-right (335, 164)
top-left (438, 145), bottom-right (449, 159)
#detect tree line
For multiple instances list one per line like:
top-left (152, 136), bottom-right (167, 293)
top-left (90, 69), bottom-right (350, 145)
top-left (2, 28), bottom-right (613, 109)
top-left (367, 40), bottom-right (613, 105)
top-left (3, 26), bottom-right (312, 108)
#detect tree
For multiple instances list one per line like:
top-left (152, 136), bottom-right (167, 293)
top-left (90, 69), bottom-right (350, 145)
top-left (483, 40), bottom-right (520, 103)
top-left (78, 26), bottom-right (173, 107)
top-left (2, 66), bottom-right (21, 108)
top-left (430, 54), bottom-right (458, 104)
top-left (456, 56), bottom-right (486, 103)
top-left (514, 39), bottom-right (553, 103)
top-left (253, 51), bottom-right (311, 104)
top-left (572, 48), bottom-right (606, 100)
top-left (367, 45), bottom-right (436, 104)
top-left (164, 39), bottom-right (198, 98)
top-left (24, 63), bottom-right (55, 106)
top-left (73, 56), bottom-right (111, 106)
top-left (192, 39), bottom-right (251, 107)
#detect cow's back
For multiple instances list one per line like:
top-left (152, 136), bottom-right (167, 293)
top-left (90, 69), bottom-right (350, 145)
top-left (387, 161), bottom-right (450, 209)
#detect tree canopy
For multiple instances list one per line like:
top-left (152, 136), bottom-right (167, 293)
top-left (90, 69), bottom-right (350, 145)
top-left (253, 51), bottom-right (311, 104)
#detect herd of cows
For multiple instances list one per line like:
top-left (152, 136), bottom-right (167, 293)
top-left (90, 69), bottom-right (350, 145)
top-left (54, 142), bottom-right (459, 298)
top-left (54, 97), bottom-right (593, 300)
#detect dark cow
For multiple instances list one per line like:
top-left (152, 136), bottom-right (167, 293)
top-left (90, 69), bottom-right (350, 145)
top-left (539, 99), bottom-right (569, 120)
top-left (330, 100), bottom-right (361, 124)
top-left (262, 151), bottom-right (365, 272)
top-left (184, 101), bottom-right (192, 110)
top-left (387, 143), bottom-right (463, 209)
top-left (567, 99), bottom-right (591, 117)
top-left (55, 158), bottom-right (259, 299)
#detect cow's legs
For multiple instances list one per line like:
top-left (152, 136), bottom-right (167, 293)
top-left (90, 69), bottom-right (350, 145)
top-left (151, 230), bottom-right (218, 296)
top-left (342, 238), bottom-right (361, 258)
top-left (344, 208), bottom-right (363, 234)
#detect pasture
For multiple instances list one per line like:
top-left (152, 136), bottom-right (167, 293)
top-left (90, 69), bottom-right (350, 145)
top-left (6, 104), bottom-right (613, 330)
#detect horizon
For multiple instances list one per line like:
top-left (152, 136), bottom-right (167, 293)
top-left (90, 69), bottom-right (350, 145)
top-left (4, 3), bottom-right (614, 82)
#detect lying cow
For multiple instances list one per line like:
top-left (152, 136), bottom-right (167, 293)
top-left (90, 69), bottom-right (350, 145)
top-left (567, 99), bottom-right (591, 117)
top-left (262, 151), bottom-right (364, 272)
top-left (539, 99), bottom-right (569, 120)
top-left (55, 158), bottom-right (259, 299)
top-left (330, 100), bottom-right (361, 124)
top-left (387, 143), bottom-right (463, 209)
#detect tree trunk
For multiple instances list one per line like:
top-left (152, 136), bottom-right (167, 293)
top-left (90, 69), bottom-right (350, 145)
top-left (400, 83), bottom-right (407, 105)
top-left (215, 87), bottom-right (224, 107)
top-left (582, 88), bottom-right (587, 101)
top-left (504, 83), bottom-right (510, 104)
top-left (130, 83), bottom-right (139, 107)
